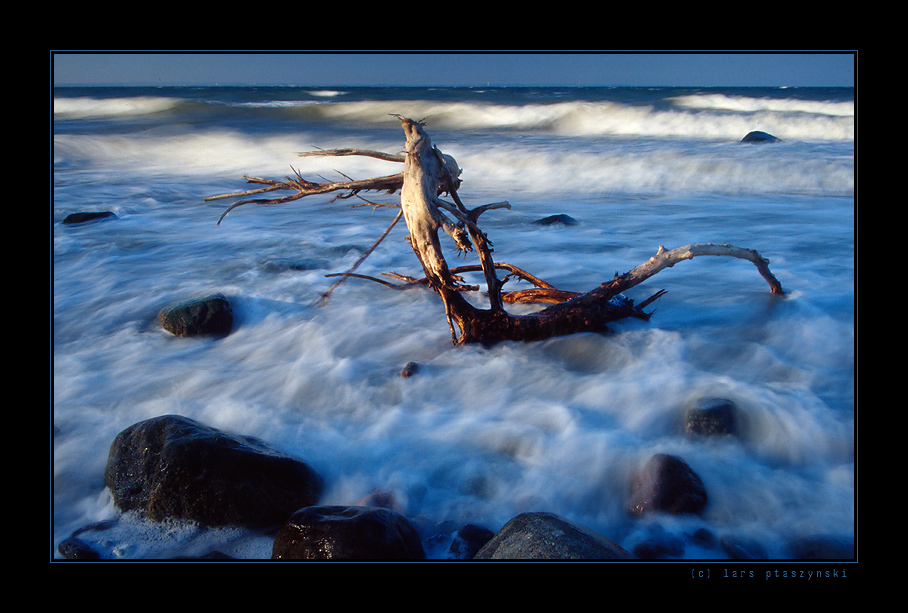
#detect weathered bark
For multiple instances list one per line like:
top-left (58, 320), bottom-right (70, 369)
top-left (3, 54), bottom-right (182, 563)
top-left (386, 117), bottom-right (782, 345)
top-left (207, 116), bottom-right (784, 346)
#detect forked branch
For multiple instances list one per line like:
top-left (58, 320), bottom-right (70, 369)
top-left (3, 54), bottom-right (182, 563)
top-left (205, 169), bottom-right (405, 225)
top-left (206, 116), bottom-right (784, 346)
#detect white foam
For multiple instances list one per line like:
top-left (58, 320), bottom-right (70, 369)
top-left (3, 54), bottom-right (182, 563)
top-left (53, 89), bottom-right (855, 559)
top-left (53, 96), bottom-right (180, 119)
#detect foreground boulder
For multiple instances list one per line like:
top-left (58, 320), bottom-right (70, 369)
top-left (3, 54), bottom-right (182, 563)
top-left (271, 505), bottom-right (426, 560)
top-left (627, 454), bottom-right (708, 516)
top-left (158, 293), bottom-right (233, 337)
top-left (473, 512), bottom-right (635, 560)
top-left (104, 415), bottom-right (324, 528)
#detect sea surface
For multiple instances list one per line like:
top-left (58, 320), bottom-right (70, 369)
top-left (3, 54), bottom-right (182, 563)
top-left (52, 85), bottom-right (855, 560)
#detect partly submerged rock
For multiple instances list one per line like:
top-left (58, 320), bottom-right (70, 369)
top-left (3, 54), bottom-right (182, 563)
top-left (158, 293), bottom-right (233, 337)
top-left (741, 130), bottom-right (781, 143)
top-left (61, 211), bottom-right (118, 225)
top-left (533, 214), bottom-right (578, 226)
top-left (473, 512), bottom-right (635, 560)
top-left (684, 397), bottom-right (739, 437)
top-left (448, 523), bottom-right (495, 559)
top-left (627, 454), bottom-right (708, 516)
top-left (400, 361), bottom-right (419, 378)
top-left (104, 415), bottom-right (324, 528)
top-left (56, 536), bottom-right (101, 560)
top-left (271, 505), bottom-right (426, 560)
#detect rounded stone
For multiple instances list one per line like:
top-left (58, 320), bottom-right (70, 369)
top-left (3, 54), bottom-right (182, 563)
top-left (271, 505), bottom-right (426, 560)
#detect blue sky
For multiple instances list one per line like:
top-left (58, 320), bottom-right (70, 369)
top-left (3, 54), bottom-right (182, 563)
top-left (52, 52), bottom-right (855, 88)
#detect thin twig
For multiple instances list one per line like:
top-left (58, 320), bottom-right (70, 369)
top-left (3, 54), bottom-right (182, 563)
top-left (315, 209), bottom-right (404, 306)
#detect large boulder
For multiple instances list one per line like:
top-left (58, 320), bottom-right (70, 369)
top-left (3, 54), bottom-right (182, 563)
top-left (104, 415), bottom-right (324, 528)
top-left (627, 454), bottom-right (708, 516)
top-left (271, 505), bottom-right (426, 560)
top-left (158, 293), bottom-right (233, 337)
top-left (473, 512), bottom-right (635, 560)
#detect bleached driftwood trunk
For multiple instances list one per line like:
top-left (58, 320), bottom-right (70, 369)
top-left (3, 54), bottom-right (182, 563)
top-left (207, 116), bottom-right (784, 346)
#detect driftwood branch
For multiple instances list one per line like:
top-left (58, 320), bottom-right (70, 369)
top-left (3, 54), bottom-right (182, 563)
top-left (298, 147), bottom-right (405, 164)
top-left (315, 208), bottom-right (404, 307)
top-left (620, 243), bottom-right (784, 295)
top-left (205, 170), bottom-right (406, 225)
top-left (206, 116), bottom-right (784, 346)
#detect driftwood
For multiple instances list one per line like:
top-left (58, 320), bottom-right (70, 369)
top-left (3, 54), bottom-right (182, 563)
top-left (206, 116), bottom-right (783, 346)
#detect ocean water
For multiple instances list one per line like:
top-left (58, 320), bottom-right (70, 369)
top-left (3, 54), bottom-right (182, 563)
top-left (52, 85), bottom-right (855, 560)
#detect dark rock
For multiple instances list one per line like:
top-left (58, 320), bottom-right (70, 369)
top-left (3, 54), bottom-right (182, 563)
top-left (741, 130), bottom-right (781, 143)
top-left (57, 537), bottom-right (100, 560)
top-left (355, 488), bottom-right (404, 513)
top-left (61, 211), bottom-right (118, 225)
top-left (259, 258), bottom-right (327, 273)
top-left (271, 505), bottom-right (426, 560)
top-left (176, 550), bottom-right (234, 560)
top-left (198, 550), bottom-right (233, 559)
top-left (721, 535), bottom-right (768, 559)
top-left (422, 520), bottom-right (459, 555)
top-left (632, 534), bottom-right (686, 559)
top-left (689, 527), bottom-right (718, 549)
top-left (158, 293), bottom-right (233, 337)
top-left (473, 512), bottom-right (635, 560)
top-left (449, 523), bottom-right (494, 559)
top-left (401, 361), bottom-right (419, 378)
top-left (786, 535), bottom-right (854, 559)
top-left (103, 414), bottom-right (324, 528)
top-left (533, 214), bottom-right (578, 226)
top-left (685, 397), bottom-right (738, 437)
top-left (627, 454), bottom-right (708, 516)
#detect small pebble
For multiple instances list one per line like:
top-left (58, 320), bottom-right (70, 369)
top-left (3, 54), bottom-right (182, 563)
top-left (401, 362), bottom-right (419, 377)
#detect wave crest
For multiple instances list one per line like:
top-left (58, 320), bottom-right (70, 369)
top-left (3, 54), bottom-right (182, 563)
top-left (53, 96), bottom-right (182, 119)
top-left (308, 97), bottom-right (854, 141)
